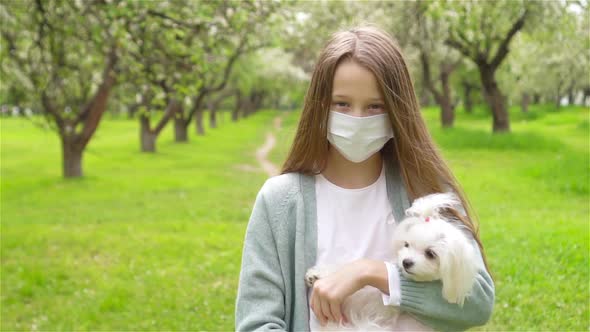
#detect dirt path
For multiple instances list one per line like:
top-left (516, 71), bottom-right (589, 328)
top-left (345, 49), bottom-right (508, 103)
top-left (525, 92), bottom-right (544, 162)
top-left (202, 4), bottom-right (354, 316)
top-left (255, 116), bottom-right (283, 177)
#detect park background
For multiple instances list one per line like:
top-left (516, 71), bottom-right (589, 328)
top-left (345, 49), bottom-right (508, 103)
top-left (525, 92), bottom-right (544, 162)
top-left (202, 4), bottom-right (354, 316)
top-left (1, 0), bottom-right (588, 331)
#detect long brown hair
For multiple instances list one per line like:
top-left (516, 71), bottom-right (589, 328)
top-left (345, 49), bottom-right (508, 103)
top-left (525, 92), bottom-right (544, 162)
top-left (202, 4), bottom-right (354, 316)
top-left (281, 25), bottom-right (490, 270)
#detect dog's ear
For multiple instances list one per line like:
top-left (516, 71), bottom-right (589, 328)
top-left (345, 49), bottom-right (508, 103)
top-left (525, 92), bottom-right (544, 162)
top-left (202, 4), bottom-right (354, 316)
top-left (439, 233), bottom-right (478, 306)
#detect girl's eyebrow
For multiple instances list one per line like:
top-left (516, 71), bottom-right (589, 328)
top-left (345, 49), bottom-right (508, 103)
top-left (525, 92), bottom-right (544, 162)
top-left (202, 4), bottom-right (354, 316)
top-left (332, 94), bottom-right (349, 99)
top-left (332, 94), bottom-right (384, 102)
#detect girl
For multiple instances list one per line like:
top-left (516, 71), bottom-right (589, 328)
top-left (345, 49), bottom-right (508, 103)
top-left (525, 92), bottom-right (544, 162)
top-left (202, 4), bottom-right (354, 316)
top-left (235, 26), bottom-right (494, 331)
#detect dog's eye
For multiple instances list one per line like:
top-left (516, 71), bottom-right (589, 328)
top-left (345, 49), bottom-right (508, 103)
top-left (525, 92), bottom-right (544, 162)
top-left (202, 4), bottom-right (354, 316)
top-left (425, 249), bottom-right (437, 259)
top-left (404, 242), bottom-right (409, 248)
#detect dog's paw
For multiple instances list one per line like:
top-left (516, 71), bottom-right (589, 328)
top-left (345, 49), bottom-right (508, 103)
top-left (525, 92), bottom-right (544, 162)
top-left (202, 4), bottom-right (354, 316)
top-left (305, 268), bottom-right (321, 287)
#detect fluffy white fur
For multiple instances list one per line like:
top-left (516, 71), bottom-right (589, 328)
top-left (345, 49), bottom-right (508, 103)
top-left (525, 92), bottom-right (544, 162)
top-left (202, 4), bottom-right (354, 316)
top-left (305, 192), bottom-right (479, 331)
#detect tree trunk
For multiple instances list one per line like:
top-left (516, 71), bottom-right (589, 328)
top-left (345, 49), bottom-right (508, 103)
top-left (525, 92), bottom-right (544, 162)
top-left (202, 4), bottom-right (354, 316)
top-left (207, 89), bottom-right (233, 126)
top-left (128, 104), bottom-right (140, 119)
top-left (242, 97), bottom-right (251, 118)
top-left (54, 47), bottom-right (118, 178)
top-left (481, 88), bottom-right (491, 112)
top-left (583, 87), bottom-right (590, 106)
top-left (252, 91), bottom-right (265, 111)
top-left (195, 108), bottom-right (205, 135)
top-left (420, 89), bottom-right (431, 107)
top-left (555, 80), bottom-right (563, 108)
top-left (440, 99), bottom-right (454, 128)
top-left (479, 65), bottom-right (510, 133)
top-left (62, 137), bottom-right (83, 178)
top-left (462, 82), bottom-right (474, 114)
top-left (209, 102), bottom-right (217, 129)
top-left (232, 108), bottom-right (239, 122)
top-left (140, 115), bottom-right (156, 152)
top-left (419, 52), bottom-right (455, 127)
top-left (533, 93), bottom-right (541, 104)
top-left (58, 49), bottom-right (118, 178)
top-left (521, 92), bottom-right (530, 113)
top-left (567, 84), bottom-right (575, 105)
top-left (440, 72), bottom-right (454, 127)
top-left (175, 117), bottom-right (188, 142)
top-left (232, 91), bottom-right (241, 122)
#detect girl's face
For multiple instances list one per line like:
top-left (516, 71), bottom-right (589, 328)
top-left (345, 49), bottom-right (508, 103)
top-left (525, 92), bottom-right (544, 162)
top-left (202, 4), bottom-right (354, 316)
top-left (330, 59), bottom-right (386, 118)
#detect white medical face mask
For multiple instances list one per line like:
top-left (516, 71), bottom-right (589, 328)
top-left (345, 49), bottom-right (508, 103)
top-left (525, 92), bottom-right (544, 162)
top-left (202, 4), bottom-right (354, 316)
top-left (327, 111), bottom-right (394, 163)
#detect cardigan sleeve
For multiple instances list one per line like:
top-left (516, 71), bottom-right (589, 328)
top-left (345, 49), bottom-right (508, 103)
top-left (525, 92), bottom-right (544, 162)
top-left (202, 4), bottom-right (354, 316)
top-left (398, 235), bottom-right (495, 331)
top-left (235, 187), bottom-right (288, 331)
top-left (381, 261), bottom-right (402, 306)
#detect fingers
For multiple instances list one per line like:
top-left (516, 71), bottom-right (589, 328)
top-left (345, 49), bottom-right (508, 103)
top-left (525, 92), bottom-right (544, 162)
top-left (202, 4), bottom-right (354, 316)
top-left (311, 286), bottom-right (346, 326)
top-left (311, 288), bottom-right (340, 326)
top-left (311, 290), bottom-right (329, 326)
top-left (329, 301), bottom-right (344, 325)
top-left (342, 312), bottom-right (349, 324)
top-left (319, 297), bottom-right (332, 325)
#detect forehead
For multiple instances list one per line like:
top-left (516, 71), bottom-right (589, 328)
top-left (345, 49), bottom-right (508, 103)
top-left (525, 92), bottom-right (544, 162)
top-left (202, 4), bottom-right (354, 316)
top-left (407, 223), bottom-right (444, 247)
top-left (332, 59), bottom-right (383, 100)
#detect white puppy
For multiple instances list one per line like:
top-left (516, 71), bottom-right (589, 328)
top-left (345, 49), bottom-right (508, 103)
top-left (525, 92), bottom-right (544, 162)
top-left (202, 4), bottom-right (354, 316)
top-left (305, 192), bottom-right (479, 331)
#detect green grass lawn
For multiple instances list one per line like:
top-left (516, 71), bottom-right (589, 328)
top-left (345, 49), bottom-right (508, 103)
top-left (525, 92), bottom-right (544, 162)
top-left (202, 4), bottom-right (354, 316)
top-left (1, 110), bottom-right (275, 330)
top-left (1, 104), bottom-right (589, 330)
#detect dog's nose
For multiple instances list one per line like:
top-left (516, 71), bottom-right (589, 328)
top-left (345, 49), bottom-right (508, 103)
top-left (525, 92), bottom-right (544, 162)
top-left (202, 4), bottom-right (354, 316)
top-left (402, 259), bottom-right (414, 269)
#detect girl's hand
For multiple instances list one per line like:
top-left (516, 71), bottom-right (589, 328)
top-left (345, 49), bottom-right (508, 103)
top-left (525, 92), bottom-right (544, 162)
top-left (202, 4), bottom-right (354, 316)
top-left (310, 259), bottom-right (373, 326)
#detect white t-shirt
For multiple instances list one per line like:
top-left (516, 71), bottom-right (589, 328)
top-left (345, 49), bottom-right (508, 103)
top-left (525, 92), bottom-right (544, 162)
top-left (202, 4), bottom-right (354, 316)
top-left (309, 162), bottom-right (431, 331)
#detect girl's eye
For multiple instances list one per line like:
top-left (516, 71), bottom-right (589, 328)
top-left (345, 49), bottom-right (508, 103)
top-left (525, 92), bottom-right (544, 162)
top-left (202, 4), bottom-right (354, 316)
top-left (368, 104), bottom-right (385, 113)
top-left (332, 102), bottom-right (349, 108)
top-left (425, 249), bottom-right (437, 260)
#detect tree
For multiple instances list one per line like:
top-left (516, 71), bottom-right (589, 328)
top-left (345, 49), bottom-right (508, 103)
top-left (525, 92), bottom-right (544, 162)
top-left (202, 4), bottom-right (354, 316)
top-left (409, 2), bottom-right (463, 127)
top-left (433, 0), bottom-right (541, 132)
top-left (497, 2), bottom-right (589, 110)
top-left (178, 0), bottom-right (282, 138)
top-left (228, 48), bottom-right (307, 121)
top-left (457, 68), bottom-right (482, 114)
top-left (1, 0), bottom-right (125, 177)
top-left (205, 89), bottom-right (234, 128)
top-left (120, 1), bottom-right (204, 150)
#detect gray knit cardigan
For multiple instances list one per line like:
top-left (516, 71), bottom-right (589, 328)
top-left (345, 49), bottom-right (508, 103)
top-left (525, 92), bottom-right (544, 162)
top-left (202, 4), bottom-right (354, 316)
top-left (235, 155), bottom-right (495, 331)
